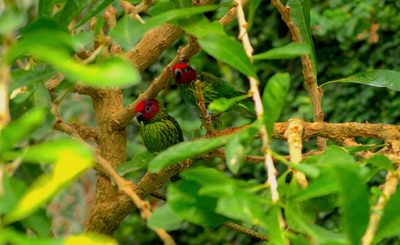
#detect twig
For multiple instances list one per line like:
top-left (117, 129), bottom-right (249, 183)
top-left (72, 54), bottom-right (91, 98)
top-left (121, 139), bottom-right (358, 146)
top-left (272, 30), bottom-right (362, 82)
top-left (234, 0), bottom-right (279, 203)
top-left (224, 221), bottom-right (268, 241)
top-left (194, 80), bottom-right (216, 135)
top-left (285, 118), bottom-right (308, 187)
top-left (362, 165), bottom-right (400, 245)
top-left (96, 154), bottom-right (176, 245)
top-left (271, 0), bottom-right (325, 149)
top-left (120, 0), bottom-right (146, 24)
top-left (0, 63), bottom-right (11, 129)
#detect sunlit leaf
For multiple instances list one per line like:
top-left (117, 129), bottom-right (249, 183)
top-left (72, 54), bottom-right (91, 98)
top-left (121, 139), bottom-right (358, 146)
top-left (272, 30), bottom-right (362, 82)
top-left (224, 134), bottom-right (244, 174)
top-left (208, 95), bottom-right (249, 113)
top-left (253, 43), bottom-right (310, 60)
top-left (3, 143), bottom-right (93, 224)
top-left (0, 228), bottom-right (62, 245)
top-left (321, 70), bottom-right (400, 91)
top-left (65, 233), bottom-right (117, 245)
top-left (178, 16), bottom-right (225, 38)
top-left (263, 73), bottom-right (290, 137)
top-left (147, 204), bottom-right (183, 231)
top-left (0, 108), bottom-right (46, 157)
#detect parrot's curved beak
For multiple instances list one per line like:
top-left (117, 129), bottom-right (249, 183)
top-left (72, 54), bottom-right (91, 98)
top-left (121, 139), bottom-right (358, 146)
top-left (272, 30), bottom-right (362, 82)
top-left (136, 112), bottom-right (144, 123)
top-left (174, 69), bottom-right (182, 79)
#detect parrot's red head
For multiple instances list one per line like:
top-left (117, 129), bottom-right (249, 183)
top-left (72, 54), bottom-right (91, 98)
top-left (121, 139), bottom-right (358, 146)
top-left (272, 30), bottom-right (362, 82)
top-left (171, 63), bottom-right (197, 84)
top-left (135, 99), bottom-right (160, 122)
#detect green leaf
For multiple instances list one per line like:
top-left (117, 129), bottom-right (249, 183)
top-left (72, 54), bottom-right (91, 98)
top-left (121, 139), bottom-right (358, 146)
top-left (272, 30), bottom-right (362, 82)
top-left (287, 0), bottom-right (317, 76)
top-left (253, 43), bottom-right (310, 60)
top-left (208, 95), bottom-right (249, 113)
top-left (168, 180), bottom-right (227, 227)
top-left (0, 108), bottom-right (46, 157)
top-left (321, 70), bottom-right (400, 91)
top-left (365, 154), bottom-right (393, 170)
top-left (117, 152), bottom-right (155, 175)
top-left (248, 0), bottom-right (261, 29)
top-left (148, 134), bottom-right (232, 172)
top-left (75, 0), bottom-right (116, 27)
top-left (375, 187), bottom-right (400, 241)
top-left (38, 0), bottom-right (56, 17)
top-left (54, 0), bottom-right (91, 26)
top-left (10, 66), bottom-right (56, 91)
top-left (0, 174), bottom-right (27, 215)
top-left (216, 188), bottom-right (267, 227)
top-left (21, 209), bottom-right (51, 236)
top-left (180, 167), bottom-right (235, 197)
top-left (345, 144), bottom-right (387, 153)
top-left (148, 0), bottom-right (175, 16)
top-left (224, 134), bottom-right (244, 174)
top-left (286, 203), bottom-right (347, 244)
top-left (7, 23), bottom-right (140, 88)
top-left (0, 228), bottom-right (62, 245)
top-left (0, 9), bottom-right (26, 35)
top-left (333, 165), bottom-right (370, 244)
top-left (147, 204), bottom-right (183, 231)
top-left (199, 35), bottom-right (257, 78)
top-left (263, 73), bottom-right (290, 137)
top-left (3, 140), bottom-right (93, 224)
top-left (265, 205), bottom-right (288, 245)
top-left (109, 15), bottom-right (143, 50)
top-left (178, 16), bottom-right (225, 38)
top-left (65, 233), bottom-right (117, 245)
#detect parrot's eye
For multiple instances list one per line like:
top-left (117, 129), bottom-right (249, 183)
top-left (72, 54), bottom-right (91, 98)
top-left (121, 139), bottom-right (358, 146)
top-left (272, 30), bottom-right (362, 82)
top-left (145, 107), bottom-right (151, 112)
top-left (184, 67), bottom-right (190, 72)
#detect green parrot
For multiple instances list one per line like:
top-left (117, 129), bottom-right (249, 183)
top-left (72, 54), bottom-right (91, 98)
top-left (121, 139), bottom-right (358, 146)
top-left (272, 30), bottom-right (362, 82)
top-left (171, 63), bottom-right (255, 115)
top-left (135, 99), bottom-right (183, 153)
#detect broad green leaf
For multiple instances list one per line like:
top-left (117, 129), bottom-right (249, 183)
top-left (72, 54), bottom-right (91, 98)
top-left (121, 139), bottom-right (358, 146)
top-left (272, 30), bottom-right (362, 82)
top-left (110, 15), bottom-right (143, 50)
top-left (216, 188), bottom-right (267, 227)
top-left (208, 95), bottom-right (249, 113)
top-left (375, 186), bottom-right (400, 241)
top-left (0, 174), bottom-right (26, 215)
top-left (0, 108), bottom-right (46, 157)
top-left (10, 66), bottom-right (56, 91)
top-left (286, 203), bottom-right (347, 244)
top-left (54, 0), bottom-right (91, 26)
top-left (3, 143), bottom-right (93, 224)
top-left (145, 5), bottom-right (220, 30)
top-left (224, 134), bottom-right (244, 174)
top-left (287, 0), bottom-right (317, 76)
top-left (148, 134), bottom-right (232, 172)
top-left (117, 152), bottom-right (155, 175)
top-left (178, 16), bottom-right (225, 38)
top-left (0, 228), bottom-right (62, 245)
top-left (18, 138), bottom-right (93, 163)
top-left (65, 233), bottom-right (117, 245)
top-left (199, 35), bottom-right (257, 78)
top-left (21, 209), bottom-right (51, 236)
top-left (263, 73), bottom-right (290, 137)
top-left (0, 9), bottom-right (26, 35)
top-left (148, 0), bottom-right (175, 16)
top-left (248, 0), bottom-right (261, 29)
top-left (7, 23), bottom-right (140, 88)
top-left (365, 154), bottom-right (393, 170)
top-left (181, 167), bottom-right (235, 197)
top-left (345, 144), bottom-right (387, 153)
top-left (168, 181), bottom-right (227, 227)
top-left (253, 43), bottom-right (310, 60)
top-left (75, 0), bottom-right (116, 27)
top-left (318, 145), bottom-right (357, 165)
top-left (265, 205), bottom-right (288, 245)
top-left (38, 0), bottom-right (56, 17)
top-left (147, 204), bottom-right (183, 231)
top-left (333, 165), bottom-right (370, 245)
top-left (321, 70), bottom-right (400, 91)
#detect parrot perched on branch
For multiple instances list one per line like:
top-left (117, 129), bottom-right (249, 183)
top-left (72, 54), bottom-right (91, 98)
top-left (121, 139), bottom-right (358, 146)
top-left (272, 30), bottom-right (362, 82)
top-left (135, 99), bottom-right (183, 153)
top-left (171, 63), bottom-right (255, 115)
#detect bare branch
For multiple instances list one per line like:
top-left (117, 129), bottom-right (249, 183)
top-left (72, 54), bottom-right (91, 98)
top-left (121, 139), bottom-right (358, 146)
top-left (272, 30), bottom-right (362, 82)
top-left (0, 63), bottom-right (11, 129)
top-left (224, 221), bottom-right (268, 241)
top-left (194, 80), bottom-right (216, 135)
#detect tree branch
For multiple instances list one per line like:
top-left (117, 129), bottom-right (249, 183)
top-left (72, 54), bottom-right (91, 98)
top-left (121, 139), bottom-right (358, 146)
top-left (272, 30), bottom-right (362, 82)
top-left (194, 79), bottom-right (216, 135)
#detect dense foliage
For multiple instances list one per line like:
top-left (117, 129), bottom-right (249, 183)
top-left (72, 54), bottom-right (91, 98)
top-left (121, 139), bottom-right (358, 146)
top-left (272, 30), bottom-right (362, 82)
top-left (1, 0), bottom-right (400, 244)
